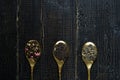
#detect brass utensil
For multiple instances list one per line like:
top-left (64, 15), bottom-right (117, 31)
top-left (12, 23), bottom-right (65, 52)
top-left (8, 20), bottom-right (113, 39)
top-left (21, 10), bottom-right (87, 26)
top-left (82, 42), bottom-right (97, 80)
top-left (53, 40), bottom-right (69, 80)
top-left (25, 40), bottom-right (41, 80)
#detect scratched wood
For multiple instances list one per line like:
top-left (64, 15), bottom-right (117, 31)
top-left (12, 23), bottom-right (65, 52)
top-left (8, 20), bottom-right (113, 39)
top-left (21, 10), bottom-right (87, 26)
top-left (0, 0), bottom-right (120, 80)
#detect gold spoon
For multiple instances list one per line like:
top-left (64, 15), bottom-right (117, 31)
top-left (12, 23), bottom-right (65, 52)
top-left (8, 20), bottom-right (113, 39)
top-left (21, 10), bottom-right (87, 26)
top-left (53, 40), bottom-right (69, 80)
top-left (25, 40), bottom-right (41, 80)
top-left (82, 42), bottom-right (97, 80)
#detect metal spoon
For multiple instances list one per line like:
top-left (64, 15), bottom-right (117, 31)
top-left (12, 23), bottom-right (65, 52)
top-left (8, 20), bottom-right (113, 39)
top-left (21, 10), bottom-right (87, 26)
top-left (53, 40), bottom-right (69, 80)
top-left (82, 42), bottom-right (97, 80)
top-left (25, 40), bottom-right (41, 80)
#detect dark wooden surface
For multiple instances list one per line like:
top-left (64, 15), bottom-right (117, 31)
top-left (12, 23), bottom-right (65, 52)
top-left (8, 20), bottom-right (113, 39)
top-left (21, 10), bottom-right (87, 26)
top-left (0, 0), bottom-right (17, 79)
top-left (0, 0), bottom-right (120, 80)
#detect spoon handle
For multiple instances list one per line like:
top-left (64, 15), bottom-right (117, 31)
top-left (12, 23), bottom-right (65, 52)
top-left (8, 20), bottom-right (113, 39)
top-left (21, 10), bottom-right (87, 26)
top-left (88, 68), bottom-right (91, 80)
top-left (30, 66), bottom-right (34, 80)
top-left (59, 71), bottom-right (61, 80)
top-left (58, 65), bottom-right (62, 80)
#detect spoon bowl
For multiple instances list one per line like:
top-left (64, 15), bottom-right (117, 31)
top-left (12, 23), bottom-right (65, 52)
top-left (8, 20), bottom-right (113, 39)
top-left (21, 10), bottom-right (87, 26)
top-left (82, 42), bottom-right (97, 80)
top-left (25, 40), bottom-right (41, 80)
top-left (53, 40), bottom-right (69, 80)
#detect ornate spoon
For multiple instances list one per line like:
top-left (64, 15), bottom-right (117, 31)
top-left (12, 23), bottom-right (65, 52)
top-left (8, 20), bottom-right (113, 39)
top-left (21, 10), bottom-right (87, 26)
top-left (25, 40), bottom-right (41, 80)
top-left (53, 40), bottom-right (69, 80)
top-left (82, 42), bottom-right (97, 80)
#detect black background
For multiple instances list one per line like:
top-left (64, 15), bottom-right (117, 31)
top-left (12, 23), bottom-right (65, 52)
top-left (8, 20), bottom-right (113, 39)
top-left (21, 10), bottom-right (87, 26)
top-left (0, 0), bottom-right (120, 80)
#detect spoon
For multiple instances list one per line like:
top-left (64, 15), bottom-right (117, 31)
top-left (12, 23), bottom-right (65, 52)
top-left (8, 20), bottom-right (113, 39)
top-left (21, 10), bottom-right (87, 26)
top-left (82, 42), bottom-right (97, 80)
top-left (25, 40), bottom-right (41, 80)
top-left (53, 40), bottom-right (69, 80)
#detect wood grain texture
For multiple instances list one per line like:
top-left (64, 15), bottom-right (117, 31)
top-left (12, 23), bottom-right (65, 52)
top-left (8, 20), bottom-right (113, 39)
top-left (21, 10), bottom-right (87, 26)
top-left (0, 0), bottom-right (17, 80)
top-left (77, 0), bottom-right (120, 80)
top-left (0, 0), bottom-right (120, 80)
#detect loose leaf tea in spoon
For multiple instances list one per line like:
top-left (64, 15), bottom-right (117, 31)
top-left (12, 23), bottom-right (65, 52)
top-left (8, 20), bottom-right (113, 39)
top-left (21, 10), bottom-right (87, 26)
top-left (82, 42), bottom-right (97, 80)
top-left (25, 40), bottom-right (41, 80)
top-left (53, 40), bottom-right (69, 80)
